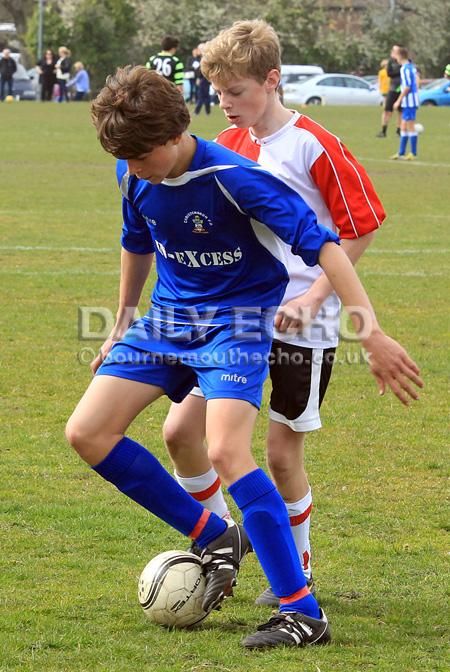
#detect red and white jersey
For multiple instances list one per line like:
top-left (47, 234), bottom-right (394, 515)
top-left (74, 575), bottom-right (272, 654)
top-left (216, 111), bottom-right (385, 348)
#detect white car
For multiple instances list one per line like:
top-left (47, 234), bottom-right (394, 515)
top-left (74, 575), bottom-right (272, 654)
top-left (281, 64), bottom-right (324, 87)
top-left (283, 73), bottom-right (384, 106)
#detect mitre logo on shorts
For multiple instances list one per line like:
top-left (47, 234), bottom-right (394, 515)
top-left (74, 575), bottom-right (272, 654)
top-left (154, 239), bottom-right (243, 268)
top-left (220, 373), bottom-right (248, 384)
top-left (184, 210), bottom-right (212, 234)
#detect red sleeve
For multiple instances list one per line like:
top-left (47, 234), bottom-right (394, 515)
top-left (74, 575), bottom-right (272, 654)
top-left (216, 128), bottom-right (261, 162)
top-left (309, 139), bottom-right (386, 239)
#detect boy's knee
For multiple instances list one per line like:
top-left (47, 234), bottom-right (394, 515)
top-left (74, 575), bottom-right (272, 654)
top-left (207, 442), bottom-right (239, 478)
top-left (162, 418), bottom-right (186, 456)
top-left (65, 416), bottom-right (90, 453)
top-left (266, 434), bottom-right (305, 475)
top-left (65, 416), bottom-right (110, 464)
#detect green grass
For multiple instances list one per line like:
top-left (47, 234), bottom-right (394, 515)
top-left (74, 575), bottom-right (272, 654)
top-left (0, 102), bottom-right (449, 672)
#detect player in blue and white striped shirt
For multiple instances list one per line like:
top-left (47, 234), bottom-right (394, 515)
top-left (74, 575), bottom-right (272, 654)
top-left (391, 46), bottom-right (420, 160)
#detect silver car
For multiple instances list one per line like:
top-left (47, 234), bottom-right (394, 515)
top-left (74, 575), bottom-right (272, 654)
top-left (283, 74), bottom-right (383, 106)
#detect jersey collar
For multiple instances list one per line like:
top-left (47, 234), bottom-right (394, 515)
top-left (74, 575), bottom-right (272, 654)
top-left (249, 110), bottom-right (301, 146)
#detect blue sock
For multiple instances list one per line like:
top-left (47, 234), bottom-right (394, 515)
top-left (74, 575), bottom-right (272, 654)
top-left (399, 132), bottom-right (408, 156)
top-left (229, 468), bottom-right (319, 618)
top-left (409, 132), bottom-right (418, 155)
top-left (93, 437), bottom-right (227, 547)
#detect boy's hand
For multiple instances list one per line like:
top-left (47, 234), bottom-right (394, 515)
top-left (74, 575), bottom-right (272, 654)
top-left (90, 337), bottom-right (119, 375)
top-left (393, 100), bottom-right (400, 110)
top-left (274, 291), bottom-right (323, 333)
top-left (362, 331), bottom-right (424, 405)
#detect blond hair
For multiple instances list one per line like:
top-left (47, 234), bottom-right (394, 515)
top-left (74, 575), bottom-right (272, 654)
top-left (201, 20), bottom-right (281, 84)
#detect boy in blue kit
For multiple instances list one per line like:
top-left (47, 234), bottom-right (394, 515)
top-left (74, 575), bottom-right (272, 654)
top-left (66, 66), bottom-right (423, 649)
top-left (391, 47), bottom-right (420, 160)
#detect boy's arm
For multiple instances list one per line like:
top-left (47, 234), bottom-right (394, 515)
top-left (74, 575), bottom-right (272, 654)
top-left (394, 87), bottom-right (409, 109)
top-left (318, 242), bottom-right (423, 405)
top-left (275, 232), bottom-right (375, 332)
top-left (91, 250), bottom-right (153, 374)
top-left (216, 165), bottom-right (423, 404)
top-left (91, 168), bottom-right (155, 373)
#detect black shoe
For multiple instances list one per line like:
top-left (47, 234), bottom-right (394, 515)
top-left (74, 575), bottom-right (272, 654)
top-left (241, 609), bottom-right (331, 649)
top-left (396, 127), bottom-right (401, 135)
top-left (255, 575), bottom-right (316, 606)
top-left (376, 131), bottom-right (386, 138)
top-left (188, 540), bottom-right (202, 557)
top-left (200, 521), bottom-right (252, 613)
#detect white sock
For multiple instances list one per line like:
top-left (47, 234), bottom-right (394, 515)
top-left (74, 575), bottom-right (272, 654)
top-left (286, 488), bottom-right (313, 579)
top-left (175, 467), bottom-right (231, 519)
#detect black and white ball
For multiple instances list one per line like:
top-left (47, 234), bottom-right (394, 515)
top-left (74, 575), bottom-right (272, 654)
top-left (138, 551), bottom-right (208, 628)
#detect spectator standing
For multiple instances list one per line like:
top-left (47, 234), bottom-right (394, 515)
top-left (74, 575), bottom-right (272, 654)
top-left (377, 45), bottom-right (402, 138)
top-left (185, 46), bottom-right (201, 103)
top-left (194, 44), bottom-right (211, 115)
top-left (55, 46), bottom-right (72, 102)
top-left (67, 62), bottom-right (90, 101)
top-left (146, 36), bottom-right (184, 94)
top-left (444, 64), bottom-right (450, 79)
top-left (0, 48), bottom-right (17, 101)
top-left (36, 49), bottom-right (57, 102)
top-left (378, 59), bottom-right (390, 99)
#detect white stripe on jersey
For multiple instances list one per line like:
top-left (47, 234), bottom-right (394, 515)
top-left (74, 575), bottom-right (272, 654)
top-left (215, 173), bottom-right (291, 269)
top-left (400, 63), bottom-right (419, 108)
top-left (335, 140), bottom-right (383, 229)
top-left (162, 164), bottom-right (237, 187)
top-left (214, 175), bottom-right (245, 214)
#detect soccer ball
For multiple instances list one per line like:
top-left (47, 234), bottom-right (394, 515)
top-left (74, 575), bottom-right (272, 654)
top-left (414, 122), bottom-right (424, 134)
top-left (138, 550), bottom-right (208, 628)
top-left (5, 95), bottom-right (14, 103)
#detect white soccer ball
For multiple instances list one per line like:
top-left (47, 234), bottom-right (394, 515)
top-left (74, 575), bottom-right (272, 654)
top-left (138, 550), bottom-right (208, 628)
top-left (414, 122), bottom-right (424, 134)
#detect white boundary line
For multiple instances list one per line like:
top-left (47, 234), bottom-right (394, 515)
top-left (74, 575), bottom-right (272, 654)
top-left (359, 156), bottom-right (450, 169)
top-left (0, 245), bottom-right (448, 255)
top-left (0, 245), bottom-right (450, 256)
top-left (0, 269), bottom-right (444, 278)
top-left (0, 245), bottom-right (115, 252)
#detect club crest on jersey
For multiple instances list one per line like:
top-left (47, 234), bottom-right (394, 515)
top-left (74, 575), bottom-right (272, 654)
top-left (184, 211), bottom-right (212, 234)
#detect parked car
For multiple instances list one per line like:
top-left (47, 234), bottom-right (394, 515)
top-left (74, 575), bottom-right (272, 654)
top-left (363, 75), bottom-right (378, 86)
top-left (419, 78), bottom-right (450, 106)
top-left (283, 73), bottom-right (383, 106)
top-left (281, 64), bottom-right (324, 87)
top-left (27, 67), bottom-right (41, 94)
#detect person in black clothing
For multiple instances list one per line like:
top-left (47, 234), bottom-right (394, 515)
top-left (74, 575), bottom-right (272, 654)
top-left (194, 44), bottom-right (211, 115)
top-left (0, 48), bottom-right (17, 101)
top-left (377, 45), bottom-right (402, 138)
top-left (37, 49), bottom-right (57, 101)
top-left (146, 36), bottom-right (184, 94)
top-left (185, 46), bottom-right (201, 103)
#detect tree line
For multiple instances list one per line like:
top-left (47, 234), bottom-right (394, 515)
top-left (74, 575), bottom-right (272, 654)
top-left (4, 0), bottom-right (449, 92)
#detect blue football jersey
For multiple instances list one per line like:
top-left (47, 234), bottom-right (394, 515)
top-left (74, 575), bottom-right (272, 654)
top-left (117, 136), bottom-right (339, 320)
top-left (400, 62), bottom-right (419, 108)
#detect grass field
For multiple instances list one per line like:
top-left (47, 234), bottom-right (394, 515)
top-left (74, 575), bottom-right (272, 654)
top-left (0, 101), bottom-right (449, 672)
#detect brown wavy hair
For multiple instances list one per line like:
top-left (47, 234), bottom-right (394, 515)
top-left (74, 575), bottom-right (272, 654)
top-left (91, 66), bottom-right (190, 159)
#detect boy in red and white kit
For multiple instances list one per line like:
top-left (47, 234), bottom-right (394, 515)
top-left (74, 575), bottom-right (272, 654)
top-left (163, 20), bottom-right (392, 609)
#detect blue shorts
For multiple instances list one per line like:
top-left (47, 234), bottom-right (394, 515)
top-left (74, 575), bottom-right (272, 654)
top-left (96, 310), bottom-right (273, 409)
top-left (402, 107), bottom-right (417, 121)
